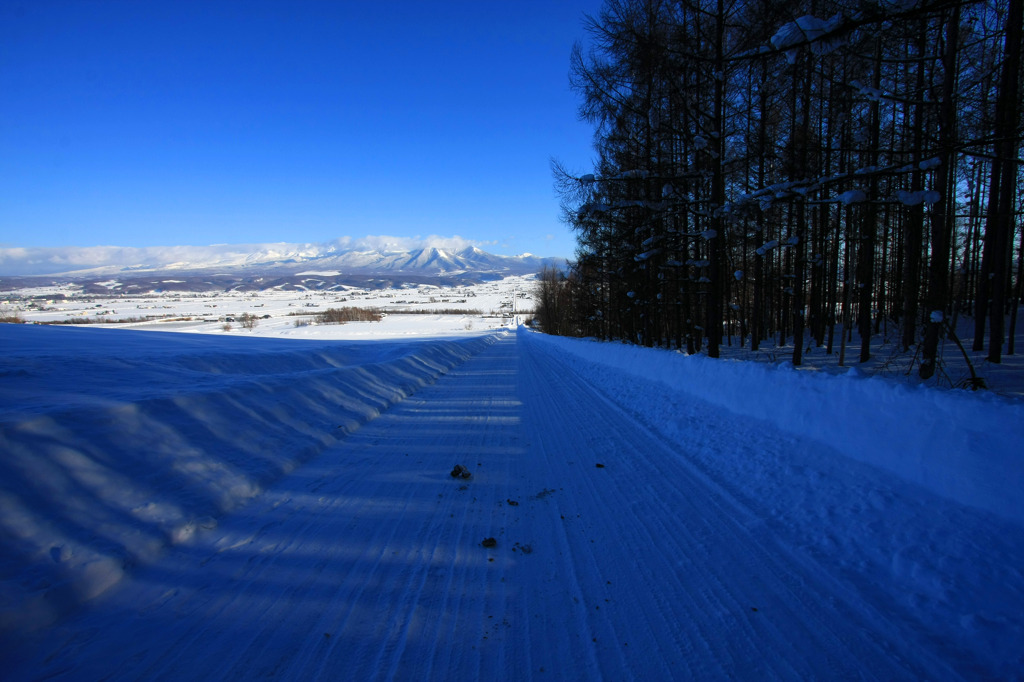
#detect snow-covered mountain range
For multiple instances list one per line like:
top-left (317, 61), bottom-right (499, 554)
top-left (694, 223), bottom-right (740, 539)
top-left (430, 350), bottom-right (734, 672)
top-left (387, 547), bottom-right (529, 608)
top-left (0, 239), bottom-right (565, 292)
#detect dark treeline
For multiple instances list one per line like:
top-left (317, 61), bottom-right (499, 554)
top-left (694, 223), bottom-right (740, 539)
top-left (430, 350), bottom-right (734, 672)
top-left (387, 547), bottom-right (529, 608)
top-left (316, 307), bottom-right (384, 324)
top-left (546, 0), bottom-right (1022, 379)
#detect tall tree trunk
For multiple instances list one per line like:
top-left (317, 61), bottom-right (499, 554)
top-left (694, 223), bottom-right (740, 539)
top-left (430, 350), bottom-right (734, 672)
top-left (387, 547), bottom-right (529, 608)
top-left (984, 0), bottom-right (1022, 363)
top-left (840, 205), bottom-right (856, 367)
top-left (1009, 211), bottom-right (1023, 355)
top-left (902, 21), bottom-right (928, 352)
top-left (920, 5), bottom-right (960, 380)
top-left (706, 0), bottom-right (726, 358)
top-left (859, 44), bottom-right (883, 363)
top-left (791, 52), bottom-right (812, 366)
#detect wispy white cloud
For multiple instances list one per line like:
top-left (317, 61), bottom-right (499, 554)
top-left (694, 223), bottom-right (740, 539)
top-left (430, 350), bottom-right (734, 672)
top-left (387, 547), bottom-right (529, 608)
top-left (0, 235), bottom-right (490, 276)
top-left (330, 235), bottom-right (482, 253)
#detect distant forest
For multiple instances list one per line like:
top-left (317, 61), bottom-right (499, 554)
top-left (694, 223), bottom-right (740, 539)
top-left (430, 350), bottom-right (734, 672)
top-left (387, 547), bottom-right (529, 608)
top-left (541, 0), bottom-right (1022, 379)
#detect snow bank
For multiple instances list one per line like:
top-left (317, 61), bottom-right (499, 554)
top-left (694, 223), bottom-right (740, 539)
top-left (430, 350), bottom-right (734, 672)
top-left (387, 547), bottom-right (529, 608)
top-left (0, 325), bottom-right (499, 635)
top-left (520, 328), bottom-right (1024, 526)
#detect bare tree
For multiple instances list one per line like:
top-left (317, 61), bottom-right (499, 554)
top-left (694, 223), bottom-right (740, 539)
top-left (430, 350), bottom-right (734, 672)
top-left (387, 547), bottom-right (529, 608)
top-left (551, 0), bottom-right (1021, 383)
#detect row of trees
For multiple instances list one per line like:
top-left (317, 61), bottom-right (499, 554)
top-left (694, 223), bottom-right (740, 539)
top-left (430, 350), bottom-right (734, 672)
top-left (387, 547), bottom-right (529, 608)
top-left (316, 307), bottom-right (383, 324)
top-left (547, 0), bottom-right (1022, 380)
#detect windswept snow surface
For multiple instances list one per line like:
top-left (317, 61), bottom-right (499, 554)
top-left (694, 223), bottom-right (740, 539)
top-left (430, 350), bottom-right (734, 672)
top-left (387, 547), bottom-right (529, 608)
top-left (1, 325), bottom-right (1022, 679)
top-left (0, 325), bottom-right (497, 634)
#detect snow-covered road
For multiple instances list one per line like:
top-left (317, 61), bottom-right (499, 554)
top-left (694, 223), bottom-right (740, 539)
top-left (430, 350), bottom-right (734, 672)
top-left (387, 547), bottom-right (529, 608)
top-left (4, 327), bottom-right (1019, 675)
top-left (4, 331), bottom-right (1021, 680)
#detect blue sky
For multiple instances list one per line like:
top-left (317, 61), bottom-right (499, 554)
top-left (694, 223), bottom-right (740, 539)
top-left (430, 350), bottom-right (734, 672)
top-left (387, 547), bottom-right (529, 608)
top-left (0, 1), bottom-right (602, 259)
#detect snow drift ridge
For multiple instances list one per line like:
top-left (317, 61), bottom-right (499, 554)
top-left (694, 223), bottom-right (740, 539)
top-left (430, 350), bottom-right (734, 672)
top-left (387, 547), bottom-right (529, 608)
top-left (0, 327), bottom-right (499, 637)
top-left (520, 328), bottom-right (1024, 526)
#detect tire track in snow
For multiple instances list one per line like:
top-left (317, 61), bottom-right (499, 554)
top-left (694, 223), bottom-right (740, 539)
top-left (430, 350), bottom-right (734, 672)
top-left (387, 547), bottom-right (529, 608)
top-left (7, 333), bottom-right (958, 680)
top-left (7, 333), bottom-right (532, 681)
top-left (518, 336), bottom-right (957, 680)
top-left (516, 344), bottom-right (721, 678)
top-left (520, 333), bottom-right (958, 679)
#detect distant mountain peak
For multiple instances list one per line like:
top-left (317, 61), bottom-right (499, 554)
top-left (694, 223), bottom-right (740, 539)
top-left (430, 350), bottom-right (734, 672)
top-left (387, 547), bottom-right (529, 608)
top-left (0, 238), bottom-right (565, 279)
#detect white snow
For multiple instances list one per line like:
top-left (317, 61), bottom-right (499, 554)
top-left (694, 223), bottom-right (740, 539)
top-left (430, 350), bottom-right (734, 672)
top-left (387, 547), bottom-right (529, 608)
top-left (769, 23), bottom-right (803, 60)
top-left (838, 189), bottom-right (867, 205)
top-left (850, 79), bottom-right (885, 102)
top-left (898, 189), bottom-right (942, 206)
top-left (5, 275), bottom-right (536, 339)
top-left (769, 14), bottom-right (844, 62)
top-left (794, 14), bottom-right (844, 55)
top-left (0, 288), bottom-right (1022, 679)
top-left (614, 169), bottom-right (649, 180)
top-left (526, 331), bottom-right (1024, 525)
top-left (0, 324), bottom-right (499, 634)
top-left (897, 189), bottom-right (927, 206)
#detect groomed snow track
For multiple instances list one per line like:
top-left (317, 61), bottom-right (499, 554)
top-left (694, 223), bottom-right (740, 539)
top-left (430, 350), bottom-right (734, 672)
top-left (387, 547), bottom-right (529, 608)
top-left (3, 331), bottom-right (1009, 679)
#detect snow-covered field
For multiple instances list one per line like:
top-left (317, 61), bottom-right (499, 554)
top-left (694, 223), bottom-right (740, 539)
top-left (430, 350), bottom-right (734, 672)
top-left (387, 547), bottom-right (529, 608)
top-left (1, 278), bottom-right (1022, 679)
top-left (1, 275), bottom-right (535, 339)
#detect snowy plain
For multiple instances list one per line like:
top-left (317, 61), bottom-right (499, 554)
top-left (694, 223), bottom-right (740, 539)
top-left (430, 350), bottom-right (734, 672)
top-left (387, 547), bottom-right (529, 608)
top-left (1, 276), bottom-right (1022, 680)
